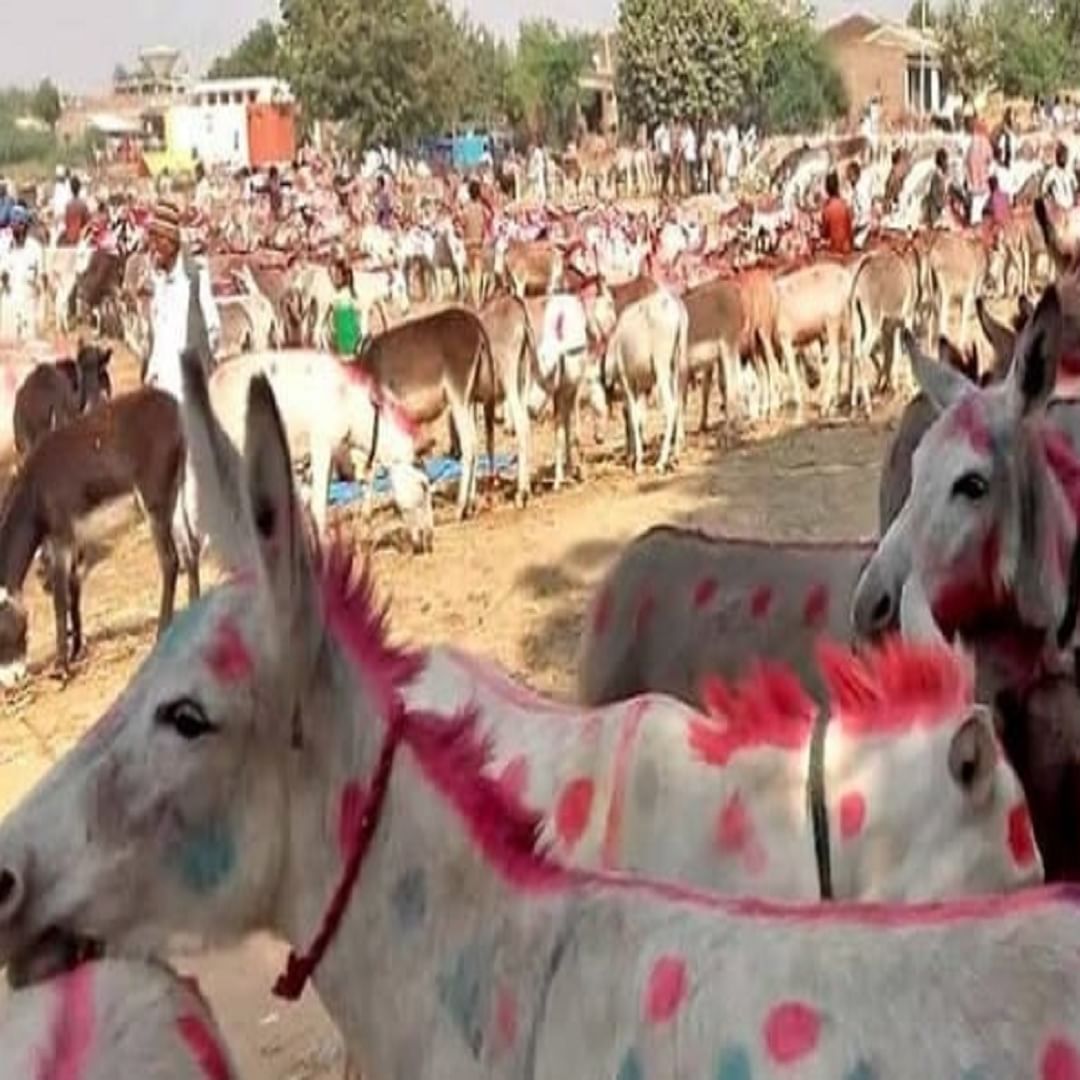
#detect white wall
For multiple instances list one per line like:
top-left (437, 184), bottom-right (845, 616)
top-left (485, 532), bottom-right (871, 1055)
top-left (170, 104), bottom-right (250, 169)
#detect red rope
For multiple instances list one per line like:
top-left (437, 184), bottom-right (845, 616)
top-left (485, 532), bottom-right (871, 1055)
top-left (273, 704), bottom-right (405, 1001)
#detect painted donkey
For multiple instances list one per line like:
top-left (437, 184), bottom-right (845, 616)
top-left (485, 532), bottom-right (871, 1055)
top-left (413, 640), bottom-right (1040, 901)
top-left (208, 350), bottom-right (434, 552)
top-left (0, 960), bottom-right (236, 1079)
top-left (578, 526), bottom-right (875, 709)
top-left (854, 286), bottom-right (1080, 696)
top-left (0, 352), bottom-right (1062, 1080)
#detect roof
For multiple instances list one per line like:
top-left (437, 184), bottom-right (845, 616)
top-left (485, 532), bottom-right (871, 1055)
top-left (822, 11), bottom-right (940, 55)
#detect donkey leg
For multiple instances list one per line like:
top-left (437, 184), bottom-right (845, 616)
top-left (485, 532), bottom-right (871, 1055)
top-left (508, 388), bottom-right (530, 509)
top-left (47, 541), bottom-right (72, 676)
top-left (67, 559), bottom-right (83, 661)
top-left (150, 513), bottom-right (180, 635)
top-left (656, 376), bottom-right (677, 472)
top-left (448, 399), bottom-right (477, 519)
top-left (780, 338), bottom-right (804, 422)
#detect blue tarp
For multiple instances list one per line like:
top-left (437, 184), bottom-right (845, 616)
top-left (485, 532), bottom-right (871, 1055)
top-left (328, 453), bottom-right (518, 506)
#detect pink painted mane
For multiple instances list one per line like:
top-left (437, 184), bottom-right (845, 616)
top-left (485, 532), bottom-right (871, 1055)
top-left (319, 542), bottom-right (425, 719)
top-left (692, 664), bottom-right (815, 766)
top-left (404, 708), bottom-right (566, 889)
top-left (817, 638), bottom-right (973, 735)
top-left (1042, 426), bottom-right (1080, 521)
top-left (340, 361), bottom-right (422, 441)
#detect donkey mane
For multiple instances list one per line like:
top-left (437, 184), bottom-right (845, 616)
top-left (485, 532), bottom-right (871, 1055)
top-left (692, 663), bottom-right (816, 765)
top-left (403, 708), bottom-right (565, 890)
top-left (691, 639), bottom-right (975, 765)
top-left (318, 541), bottom-right (425, 719)
top-left (818, 638), bottom-right (973, 735)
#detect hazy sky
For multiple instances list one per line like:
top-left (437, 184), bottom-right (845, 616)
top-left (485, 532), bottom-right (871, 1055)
top-left (7, 0), bottom-right (906, 92)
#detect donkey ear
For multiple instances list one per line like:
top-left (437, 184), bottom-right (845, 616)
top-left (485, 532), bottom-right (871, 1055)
top-left (904, 328), bottom-right (969, 412)
top-left (976, 297), bottom-right (1016, 373)
top-left (1006, 286), bottom-right (1061, 421)
top-left (936, 335), bottom-right (970, 378)
top-left (241, 375), bottom-right (318, 668)
top-left (179, 349), bottom-right (257, 570)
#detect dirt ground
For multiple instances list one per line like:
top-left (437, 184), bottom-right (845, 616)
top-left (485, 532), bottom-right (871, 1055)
top-left (0, 344), bottom-right (897, 1078)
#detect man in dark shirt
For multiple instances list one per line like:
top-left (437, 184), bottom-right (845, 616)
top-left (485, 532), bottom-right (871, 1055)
top-left (60, 176), bottom-right (90, 247)
top-left (820, 170), bottom-right (853, 255)
top-left (925, 148), bottom-right (949, 228)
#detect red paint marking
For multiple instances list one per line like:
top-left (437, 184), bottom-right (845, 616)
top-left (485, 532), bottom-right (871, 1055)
top-left (1043, 1037), bottom-right (1080, 1080)
top-left (750, 584), bottom-right (773, 619)
top-left (494, 984), bottom-right (518, 1050)
top-left (818, 638), bottom-right (974, 738)
top-left (948, 394), bottom-right (992, 453)
top-left (644, 955), bottom-right (688, 1024)
top-left (634, 591), bottom-right (656, 638)
top-left (337, 780), bottom-right (366, 864)
top-left (340, 361), bottom-right (422, 441)
top-left (177, 1014), bottom-right (233, 1080)
top-left (693, 577), bottom-right (718, 609)
top-left (763, 1001), bottom-right (821, 1065)
top-left (802, 583), bottom-right (829, 628)
top-left (592, 587), bottom-right (613, 637)
top-left (1008, 802), bottom-right (1038, 869)
top-left (497, 755), bottom-right (529, 803)
top-left (555, 778), bottom-right (595, 849)
top-left (693, 665), bottom-right (815, 765)
top-left (716, 792), bottom-right (750, 853)
top-left (839, 791), bottom-right (867, 841)
top-left (35, 965), bottom-right (95, 1080)
top-left (203, 617), bottom-right (253, 684)
top-left (602, 699), bottom-right (648, 869)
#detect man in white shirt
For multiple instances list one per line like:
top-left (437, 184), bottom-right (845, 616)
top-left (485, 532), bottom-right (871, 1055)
top-left (1043, 142), bottom-right (1076, 211)
top-left (680, 123), bottom-right (698, 196)
top-left (143, 200), bottom-right (221, 399)
top-left (0, 205), bottom-right (45, 342)
top-left (654, 121), bottom-right (672, 197)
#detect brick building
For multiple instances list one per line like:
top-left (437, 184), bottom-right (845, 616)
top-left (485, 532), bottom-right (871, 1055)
top-left (822, 12), bottom-right (943, 122)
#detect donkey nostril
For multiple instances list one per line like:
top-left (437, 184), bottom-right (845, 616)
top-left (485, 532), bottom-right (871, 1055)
top-left (872, 593), bottom-right (894, 627)
top-left (0, 868), bottom-right (18, 910)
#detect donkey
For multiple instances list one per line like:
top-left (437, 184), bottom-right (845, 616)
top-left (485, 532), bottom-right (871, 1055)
top-left (411, 638), bottom-right (1038, 902)
top-left (592, 287), bottom-right (688, 474)
top-left (853, 286), bottom-right (1080, 698)
top-left (578, 526), bottom-right (876, 709)
top-left (207, 351), bottom-right (434, 552)
top-left (13, 344), bottom-right (114, 457)
top-left (0, 388), bottom-right (197, 680)
top-left (1, 960), bottom-right (236, 1079)
top-left (357, 306), bottom-right (495, 520)
top-left (0, 353), bottom-right (1061, 1080)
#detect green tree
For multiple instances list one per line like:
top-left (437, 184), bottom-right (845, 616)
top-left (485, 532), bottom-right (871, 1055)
top-left (907, 0), bottom-right (937, 29)
top-left (617, 0), bottom-right (774, 129)
top-left (506, 20), bottom-right (593, 143)
top-left (936, 0), bottom-right (993, 97)
top-left (32, 79), bottom-right (61, 130)
top-left (983, 0), bottom-right (1067, 97)
top-left (753, 17), bottom-right (847, 134)
top-left (208, 20), bottom-right (284, 78)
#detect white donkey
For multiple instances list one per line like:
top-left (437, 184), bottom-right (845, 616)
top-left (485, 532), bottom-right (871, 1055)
top-left (853, 286), bottom-right (1080, 695)
top-left (0, 960), bottom-right (235, 1079)
top-left (208, 350), bottom-right (434, 551)
top-left (593, 286), bottom-right (688, 474)
top-left (527, 294), bottom-right (607, 490)
top-left (0, 352), bottom-right (1066, 1080)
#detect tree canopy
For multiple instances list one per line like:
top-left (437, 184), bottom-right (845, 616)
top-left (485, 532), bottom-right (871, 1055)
top-left (208, 20), bottom-right (284, 79)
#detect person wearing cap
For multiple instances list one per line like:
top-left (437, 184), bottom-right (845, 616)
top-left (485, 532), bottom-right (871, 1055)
top-left (143, 199), bottom-right (220, 397)
top-left (0, 204), bottom-right (44, 341)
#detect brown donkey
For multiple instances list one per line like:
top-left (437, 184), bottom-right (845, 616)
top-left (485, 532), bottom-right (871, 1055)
top-left (0, 388), bottom-right (198, 681)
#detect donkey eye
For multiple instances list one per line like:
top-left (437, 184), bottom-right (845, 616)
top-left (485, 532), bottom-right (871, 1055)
top-left (951, 472), bottom-right (990, 500)
top-left (156, 698), bottom-right (217, 740)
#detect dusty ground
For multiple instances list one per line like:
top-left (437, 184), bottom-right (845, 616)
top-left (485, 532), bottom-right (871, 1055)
top-left (0, 344), bottom-right (896, 1077)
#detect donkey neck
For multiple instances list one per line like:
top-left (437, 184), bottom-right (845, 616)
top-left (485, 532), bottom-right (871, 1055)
top-left (0, 473), bottom-right (43, 594)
